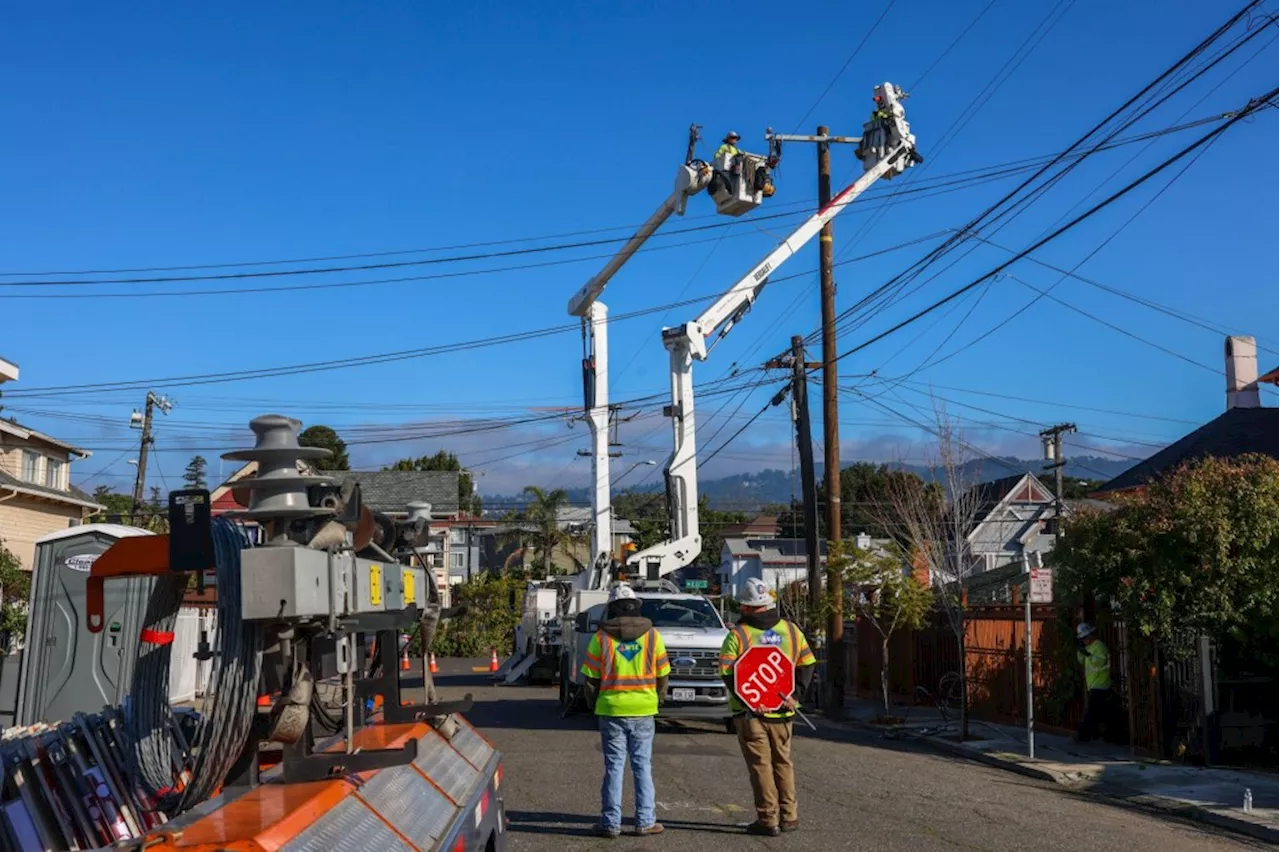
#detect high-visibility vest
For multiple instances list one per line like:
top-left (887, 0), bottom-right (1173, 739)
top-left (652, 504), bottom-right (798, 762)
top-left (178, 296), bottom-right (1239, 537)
top-left (719, 620), bottom-right (816, 719)
top-left (715, 143), bottom-right (741, 160)
top-left (1078, 640), bottom-right (1111, 690)
top-left (580, 628), bottom-right (670, 717)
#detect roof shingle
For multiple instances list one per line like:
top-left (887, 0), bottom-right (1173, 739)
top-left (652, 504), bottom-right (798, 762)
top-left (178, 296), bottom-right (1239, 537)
top-left (328, 470), bottom-right (460, 513)
top-left (1095, 407), bottom-right (1278, 494)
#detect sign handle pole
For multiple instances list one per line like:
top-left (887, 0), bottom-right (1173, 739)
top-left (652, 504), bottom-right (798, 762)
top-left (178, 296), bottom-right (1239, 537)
top-left (777, 694), bottom-right (817, 730)
top-left (1025, 560), bottom-right (1035, 760)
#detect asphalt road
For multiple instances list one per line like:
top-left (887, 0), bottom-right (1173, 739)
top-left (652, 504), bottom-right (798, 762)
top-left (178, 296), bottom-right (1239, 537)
top-left (430, 659), bottom-right (1261, 852)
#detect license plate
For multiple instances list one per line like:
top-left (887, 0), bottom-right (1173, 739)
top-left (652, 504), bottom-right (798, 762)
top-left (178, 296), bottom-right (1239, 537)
top-left (671, 688), bottom-right (696, 702)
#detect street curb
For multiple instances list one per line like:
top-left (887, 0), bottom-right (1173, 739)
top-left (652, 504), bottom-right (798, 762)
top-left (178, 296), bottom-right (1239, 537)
top-left (831, 715), bottom-right (1277, 845)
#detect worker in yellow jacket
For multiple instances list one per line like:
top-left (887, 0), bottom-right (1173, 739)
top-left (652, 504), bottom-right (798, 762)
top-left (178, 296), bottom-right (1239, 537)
top-left (581, 584), bottom-right (670, 838)
top-left (1075, 622), bottom-right (1114, 742)
top-left (720, 577), bottom-right (816, 837)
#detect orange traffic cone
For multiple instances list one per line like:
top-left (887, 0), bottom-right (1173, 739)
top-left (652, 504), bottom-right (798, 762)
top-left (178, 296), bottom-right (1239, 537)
top-left (400, 647), bottom-right (411, 672)
top-left (429, 652), bottom-right (439, 674)
top-left (488, 648), bottom-right (500, 673)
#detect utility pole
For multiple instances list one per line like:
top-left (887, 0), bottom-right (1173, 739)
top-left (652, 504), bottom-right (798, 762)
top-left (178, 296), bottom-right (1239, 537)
top-left (1039, 423), bottom-right (1077, 530)
top-left (816, 124), bottom-right (846, 710)
top-left (762, 125), bottom-right (863, 710)
top-left (130, 391), bottom-right (173, 521)
top-left (768, 337), bottom-right (822, 614)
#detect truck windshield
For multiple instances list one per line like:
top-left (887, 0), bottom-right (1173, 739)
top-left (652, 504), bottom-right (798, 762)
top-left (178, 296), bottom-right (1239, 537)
top-left (638, 598), bottom-right (723, 628)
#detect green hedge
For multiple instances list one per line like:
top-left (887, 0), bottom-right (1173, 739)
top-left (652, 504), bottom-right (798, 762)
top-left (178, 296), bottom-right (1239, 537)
top-left (432, 574), bottom-right (526, 658)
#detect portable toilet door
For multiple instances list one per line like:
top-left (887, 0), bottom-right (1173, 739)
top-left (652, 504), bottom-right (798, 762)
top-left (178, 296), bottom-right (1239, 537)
top-left (16, 524), bottom-right (156, 726)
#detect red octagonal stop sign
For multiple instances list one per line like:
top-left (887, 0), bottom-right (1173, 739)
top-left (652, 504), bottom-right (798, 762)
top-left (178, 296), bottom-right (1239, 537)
top-left (733, 645), bottom-right (795, 713)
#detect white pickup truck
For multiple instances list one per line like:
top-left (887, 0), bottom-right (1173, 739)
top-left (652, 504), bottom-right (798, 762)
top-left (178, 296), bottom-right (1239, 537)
top-left (558, 592), bottom-right (732, 730)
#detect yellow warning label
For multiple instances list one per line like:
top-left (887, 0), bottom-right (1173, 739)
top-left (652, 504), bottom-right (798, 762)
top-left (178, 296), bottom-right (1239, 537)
top-left (370, 564), bottom-right (383, 606)
top-left (403, 570), bottom-right (416, 605)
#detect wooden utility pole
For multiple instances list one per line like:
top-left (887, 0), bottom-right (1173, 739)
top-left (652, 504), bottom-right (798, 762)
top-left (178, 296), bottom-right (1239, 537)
top-left (817, 124), bottom-right (846, 709)
top-left (772, 336), bottom-right (822, 613)
top-left (1039, 423), bottom-right (1077, 532)
top-left (763, 125), bottom-right (861, 708)
top-left (130, 391), bottom-right (172, 521)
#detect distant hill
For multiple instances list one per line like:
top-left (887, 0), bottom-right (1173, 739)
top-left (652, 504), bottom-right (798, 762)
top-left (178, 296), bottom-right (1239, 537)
top-left (481, 455), bottom-right (1136, 513)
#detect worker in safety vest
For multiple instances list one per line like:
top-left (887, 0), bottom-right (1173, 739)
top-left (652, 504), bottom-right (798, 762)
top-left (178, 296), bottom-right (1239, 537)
top-left (1075, 622), bottom-right (1113, 742)
top-left (581, 583), bottom-right (671, 838)
top-left (715, 130), bottom-right (742, 159)
top-left (719, 577), bottom-right (816, 837)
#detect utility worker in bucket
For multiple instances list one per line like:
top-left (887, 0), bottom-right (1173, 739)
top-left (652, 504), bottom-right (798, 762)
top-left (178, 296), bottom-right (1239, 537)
top-left (719, 577), bottom-right (817, 836)
top-left (715, 130), bottom-right (742, 159)
top-left (581, 583), bottom-right (670, 838)
top-left (1075, 622), bottom-right (1113, 741)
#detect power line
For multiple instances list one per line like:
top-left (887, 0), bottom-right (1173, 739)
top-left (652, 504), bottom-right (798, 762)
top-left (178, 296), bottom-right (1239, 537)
top-left (830, 88), bottom-right (1277, 370)
top-left (817, 2), bottom-right (1265, 348)
top-left (1, 230), bottom-right (952, 400)
top-left (790, 0), bottom-right (898, 133)
top-left (908, 0), bottom-right (999, 90)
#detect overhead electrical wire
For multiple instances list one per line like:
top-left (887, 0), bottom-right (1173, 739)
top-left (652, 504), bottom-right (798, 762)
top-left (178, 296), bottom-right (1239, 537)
top-left (813, 2), bottom-right (1266, 351)
top-left (789, 0), bottom-right (898, 133)
top-left (829, 87), bottom-right (1277, 372)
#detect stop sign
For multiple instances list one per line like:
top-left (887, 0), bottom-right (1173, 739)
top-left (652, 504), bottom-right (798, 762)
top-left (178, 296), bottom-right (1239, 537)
top-left (733, 645), bottom-right (795, 713)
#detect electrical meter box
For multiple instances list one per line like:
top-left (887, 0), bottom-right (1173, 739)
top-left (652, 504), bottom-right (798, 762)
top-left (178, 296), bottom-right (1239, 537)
top-left (16, 524), bottom-right (156, 726)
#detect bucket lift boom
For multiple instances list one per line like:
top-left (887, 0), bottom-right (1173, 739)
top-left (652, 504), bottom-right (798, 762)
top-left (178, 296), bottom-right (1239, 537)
top-left (625, 82), bottom-right (921, 582)
top-left (566, 125), bottom-right (777, 591)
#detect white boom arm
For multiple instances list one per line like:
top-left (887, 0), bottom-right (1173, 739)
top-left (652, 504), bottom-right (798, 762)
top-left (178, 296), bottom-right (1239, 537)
top-left (626, 82), bottom-right (919, 581)
top-left (566, 160), bottom-right (714, 592)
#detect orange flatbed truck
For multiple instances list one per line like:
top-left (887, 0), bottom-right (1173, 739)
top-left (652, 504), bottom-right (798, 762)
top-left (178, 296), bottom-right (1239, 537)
top-left (137, 717), bottom-right (506, 852)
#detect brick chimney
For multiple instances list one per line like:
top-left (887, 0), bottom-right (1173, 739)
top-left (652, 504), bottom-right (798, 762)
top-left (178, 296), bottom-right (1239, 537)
top-left (1225, 335), bottom-right (1260, 410)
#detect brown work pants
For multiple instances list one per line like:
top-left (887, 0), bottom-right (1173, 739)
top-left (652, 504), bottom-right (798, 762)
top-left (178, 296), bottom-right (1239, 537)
top-left (734, 714), bottom-right (796, 827)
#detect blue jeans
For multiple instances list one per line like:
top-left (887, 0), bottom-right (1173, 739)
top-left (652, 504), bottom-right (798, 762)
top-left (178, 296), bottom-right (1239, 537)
top-left (598, 715), bottom-right (656, 831)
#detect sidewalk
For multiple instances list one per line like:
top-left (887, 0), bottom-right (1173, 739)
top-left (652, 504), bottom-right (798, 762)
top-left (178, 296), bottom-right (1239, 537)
top-left (840, 698), bottom-right (1278, 844)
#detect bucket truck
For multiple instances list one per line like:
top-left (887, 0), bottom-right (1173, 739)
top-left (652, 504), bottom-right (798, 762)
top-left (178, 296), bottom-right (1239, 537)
top-left (494, 125), bottom-right (780, 688)
top-left (560, 83), bottom-right (921, 726)
top-left (625, 82), bottom-right (920, 584)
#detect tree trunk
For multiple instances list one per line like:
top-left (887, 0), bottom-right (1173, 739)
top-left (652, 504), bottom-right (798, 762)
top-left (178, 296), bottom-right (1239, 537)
top-left (543, 544), bottom-right (552, 579)
top-left (881, 636), bottom-right (891, 719)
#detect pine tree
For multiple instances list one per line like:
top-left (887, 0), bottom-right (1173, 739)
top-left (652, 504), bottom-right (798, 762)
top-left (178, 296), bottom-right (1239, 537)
top-left (183, 455), bottom-right (208, 490)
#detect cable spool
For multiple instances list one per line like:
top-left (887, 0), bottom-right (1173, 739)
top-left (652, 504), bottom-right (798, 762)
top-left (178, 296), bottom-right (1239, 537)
top-left (121, 519), bottom-right (263, 816)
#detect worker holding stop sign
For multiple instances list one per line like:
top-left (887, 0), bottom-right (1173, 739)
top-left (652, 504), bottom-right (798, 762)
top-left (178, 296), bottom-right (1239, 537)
top-left (719, 577), bottom-right (817, 837)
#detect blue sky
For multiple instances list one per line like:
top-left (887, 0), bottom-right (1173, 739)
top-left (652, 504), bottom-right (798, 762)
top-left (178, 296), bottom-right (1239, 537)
top-left (1, 1), bottom-right (1276, 497)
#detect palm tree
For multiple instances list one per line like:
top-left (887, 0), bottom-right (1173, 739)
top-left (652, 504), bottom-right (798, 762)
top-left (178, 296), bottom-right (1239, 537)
top-left (518, 485), bottom-right (573, 577)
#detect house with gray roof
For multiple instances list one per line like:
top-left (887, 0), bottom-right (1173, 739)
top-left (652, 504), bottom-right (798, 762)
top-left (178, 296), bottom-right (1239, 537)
top-left (1095, 335), bottom-right (1277, 495)
top-left (326, 470), bottom-right (460, 518)
top-left (1, 415), bottom-right (103, 571)
top-left (719, 532), bottom-right (893, 594)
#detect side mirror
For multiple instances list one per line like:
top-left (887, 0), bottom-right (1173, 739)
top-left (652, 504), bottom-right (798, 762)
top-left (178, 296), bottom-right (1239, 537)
top-left (575, 613), bottom-right (590, 633)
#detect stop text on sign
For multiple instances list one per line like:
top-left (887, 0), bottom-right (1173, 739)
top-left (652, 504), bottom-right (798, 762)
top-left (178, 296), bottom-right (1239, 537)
top-left (733, 645), bottom-right (795, 713)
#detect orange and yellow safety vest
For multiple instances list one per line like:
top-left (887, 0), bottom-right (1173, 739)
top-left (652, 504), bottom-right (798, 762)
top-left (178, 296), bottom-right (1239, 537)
top-left (581, 628), bottom-right (671, 717)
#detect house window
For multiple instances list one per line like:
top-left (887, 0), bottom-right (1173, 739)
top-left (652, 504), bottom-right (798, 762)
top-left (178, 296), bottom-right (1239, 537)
top-left (45, 458), bottom-right (65, 490)
top-left (21, 450), bottom-right (41, 484)
top-left (449, 552), bottom-right (465, 570)
top-left (449, 528), bottom-right (467, 545)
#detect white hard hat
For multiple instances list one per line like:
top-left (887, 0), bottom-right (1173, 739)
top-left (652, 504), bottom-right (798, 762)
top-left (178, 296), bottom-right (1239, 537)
top-left (736, 577), bottom-right (773, 608)
top-left (609, 583), bottom-right (637, 603)
top-left (1076, 622), bottom-right (1095, 639)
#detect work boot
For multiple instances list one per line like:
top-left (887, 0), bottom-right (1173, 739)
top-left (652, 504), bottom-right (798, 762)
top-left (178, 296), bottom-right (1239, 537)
top-left (746, 821), bottom-right (780, 837)
top-left (782, 820), bottom-right (799, 833)
top-left (636, 823), bottom-right (665, 837)
top-left (594, 825), bottom-right (620, 839)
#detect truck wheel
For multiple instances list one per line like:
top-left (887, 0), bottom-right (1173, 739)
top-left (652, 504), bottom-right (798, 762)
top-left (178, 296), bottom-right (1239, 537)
top-left (724, 717), bottom-right (736, 735)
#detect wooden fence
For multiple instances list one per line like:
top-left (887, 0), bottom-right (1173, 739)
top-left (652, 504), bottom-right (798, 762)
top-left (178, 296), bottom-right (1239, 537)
top-left (843, 595), bottom-right (1163, 755)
